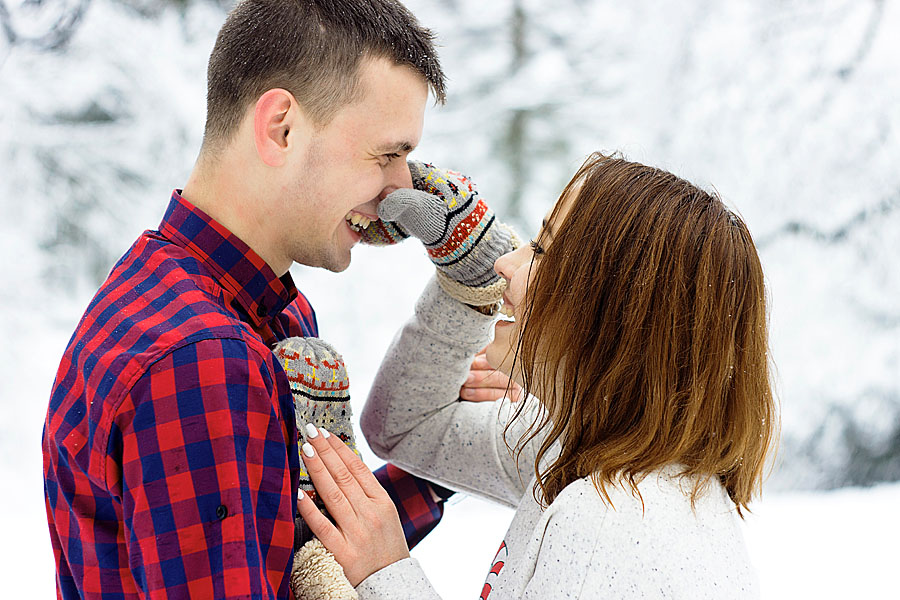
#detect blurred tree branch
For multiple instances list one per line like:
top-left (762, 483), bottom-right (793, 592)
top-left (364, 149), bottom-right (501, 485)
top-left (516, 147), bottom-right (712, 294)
top-left (757, 189), bottom-right (899, 247)
top-left (804, 393), bottom-right (900, 489)
top-left (0, 0), bottom-right (91, 51)
top-left (500, 0), bottom-right (528, 220)
top-left (837, 0), bottom-right (884, 80)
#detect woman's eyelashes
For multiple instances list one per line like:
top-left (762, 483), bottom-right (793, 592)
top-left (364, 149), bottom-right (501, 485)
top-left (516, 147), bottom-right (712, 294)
top-left (529, 239), bottom-right (545, 255)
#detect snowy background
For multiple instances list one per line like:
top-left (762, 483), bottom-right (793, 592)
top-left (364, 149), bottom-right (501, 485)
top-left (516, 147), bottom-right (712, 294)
top-left (1, 0), bottom-right (898, 597)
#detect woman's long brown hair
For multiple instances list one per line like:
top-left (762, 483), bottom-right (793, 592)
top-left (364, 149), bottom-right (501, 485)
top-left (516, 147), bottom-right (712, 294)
top-left (509, 153), bottom-right (777, 516)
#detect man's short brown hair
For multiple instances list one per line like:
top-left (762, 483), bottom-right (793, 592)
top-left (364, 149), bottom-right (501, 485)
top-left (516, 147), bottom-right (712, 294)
top-left (203, 0), bottom-right (445, 149)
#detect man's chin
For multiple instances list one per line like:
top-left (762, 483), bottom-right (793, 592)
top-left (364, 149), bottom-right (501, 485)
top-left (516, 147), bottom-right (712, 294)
top-left (324, 247), bottom-right (354, 273)
top-left (297, 248), bottom-right (351, 273)
top-left (319, 255), bottom-right (351, 273)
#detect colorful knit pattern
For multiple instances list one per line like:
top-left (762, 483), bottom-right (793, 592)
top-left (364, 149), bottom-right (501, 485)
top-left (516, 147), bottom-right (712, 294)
top-left (273, 337), bottom-right (357, 502)
top-left (413, 163), bottom-right (477, 211)
top-left (358, 216), bottom-right (409, 246)
top-left (377, 161), bottom-right (516, 293)
top-left (426, 199), bottom-right (490, 261)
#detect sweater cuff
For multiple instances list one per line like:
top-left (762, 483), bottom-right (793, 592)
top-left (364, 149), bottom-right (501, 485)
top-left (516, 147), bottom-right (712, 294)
top-left (356, 557), bottom-right (439, 600)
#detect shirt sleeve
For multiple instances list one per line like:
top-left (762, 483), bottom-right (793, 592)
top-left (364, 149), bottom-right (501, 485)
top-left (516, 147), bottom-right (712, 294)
top-left (372, 463), bottom-right (453, 550)
top-left (111, 337), bottom-right (297, 599)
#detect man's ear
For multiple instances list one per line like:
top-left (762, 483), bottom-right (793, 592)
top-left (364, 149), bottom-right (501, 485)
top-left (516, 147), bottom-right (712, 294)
top-left (253, 88), bottom-right (300, 167)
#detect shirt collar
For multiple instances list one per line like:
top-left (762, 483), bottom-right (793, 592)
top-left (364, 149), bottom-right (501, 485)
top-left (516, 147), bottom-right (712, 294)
top-left (158, 190), bottom-right (298, 327)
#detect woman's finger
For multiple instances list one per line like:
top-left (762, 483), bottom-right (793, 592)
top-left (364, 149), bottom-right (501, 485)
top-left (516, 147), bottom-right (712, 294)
top-left (299, 437), bottom-right (359, 528)
top-left (469, 352), bottom-right (493, 370)
top-left (466, 368), bottom-right (515, 390)
top-left (459, 385), bottom-right (505, 402)
top-left (303, 424), bottom-right (369, 507)
top-left (461, 362), bottom-right (525, 402)
top-left (296, 490), bottom-right (345, 549)
top-left (460, 381), bottom-right (524, 402)
top-left (321, 430), bottom-right (393, 500)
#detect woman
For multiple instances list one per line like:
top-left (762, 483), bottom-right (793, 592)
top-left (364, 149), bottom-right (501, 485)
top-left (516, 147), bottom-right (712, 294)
top-left (298, 153), bottom-right (777, 599)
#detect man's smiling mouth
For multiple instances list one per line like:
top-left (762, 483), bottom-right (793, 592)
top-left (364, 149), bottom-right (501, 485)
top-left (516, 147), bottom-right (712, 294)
top-left (345, 211), bottom-right (374, 232)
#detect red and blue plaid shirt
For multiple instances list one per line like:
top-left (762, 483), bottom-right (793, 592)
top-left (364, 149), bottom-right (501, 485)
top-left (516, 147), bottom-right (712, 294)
top-left (43, 191), bottom-right (447, 599)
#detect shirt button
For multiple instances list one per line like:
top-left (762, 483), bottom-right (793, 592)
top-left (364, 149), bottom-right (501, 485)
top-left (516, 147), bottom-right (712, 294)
top-left (256, 305), bottom-right (267, 318)
top-left (216, 504), bottom-right (228, 520)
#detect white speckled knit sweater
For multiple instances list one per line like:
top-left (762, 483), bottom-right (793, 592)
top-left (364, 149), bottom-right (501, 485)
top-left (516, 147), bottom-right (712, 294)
top-left (358, 277), bottom-right (759, 599)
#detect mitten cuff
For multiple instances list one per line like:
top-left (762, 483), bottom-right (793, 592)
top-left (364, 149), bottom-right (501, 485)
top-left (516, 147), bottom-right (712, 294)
top-left (435, 223), bottom-right (522, 306)
top-left (291, 539), bottom-right (359, 600)
top-left (435, 270), bottom-right (507, 307)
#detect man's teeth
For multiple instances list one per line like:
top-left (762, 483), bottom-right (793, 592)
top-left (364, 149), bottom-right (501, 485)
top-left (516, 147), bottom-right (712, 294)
top-left (346, 213), bottom-right (373, 232)
top-left (498, 303), bottom-right (515, 319)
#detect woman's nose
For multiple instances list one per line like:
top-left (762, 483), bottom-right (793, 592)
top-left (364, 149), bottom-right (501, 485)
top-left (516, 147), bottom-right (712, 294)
top-left (494, 249), bottom-right (515, 281)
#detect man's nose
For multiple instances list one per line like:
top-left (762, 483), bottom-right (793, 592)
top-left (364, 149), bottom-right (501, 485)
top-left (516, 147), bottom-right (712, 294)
top-left (380, 160), bottom-right (414, 199)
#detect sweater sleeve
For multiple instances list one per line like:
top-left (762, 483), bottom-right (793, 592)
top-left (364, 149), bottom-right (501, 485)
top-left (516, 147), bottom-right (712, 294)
top-left (355, 558), bottom-right (443, 600)
top-left (361, 276), bottom-right (542, 508)
top-left (354, 483), bottom-right (606, 600)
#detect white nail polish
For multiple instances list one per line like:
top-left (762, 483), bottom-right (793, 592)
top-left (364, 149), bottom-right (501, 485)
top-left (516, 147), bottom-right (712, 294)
top-left (305, 423), bottom-right (319, 438)
top-left (302, 443), bottom-right (315, 458)
top-left (321, 428), bottom-right (331, 438)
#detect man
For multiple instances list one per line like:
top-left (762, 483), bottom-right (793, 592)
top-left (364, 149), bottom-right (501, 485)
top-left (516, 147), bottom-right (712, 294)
top-left (42, 1), bottom-right (453, 597)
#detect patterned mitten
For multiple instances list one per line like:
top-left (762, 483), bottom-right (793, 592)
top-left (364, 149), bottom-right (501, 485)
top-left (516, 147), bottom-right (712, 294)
top-left (274, 337), bottom-right (359, 599)
top-left (273, 337), bottom-right (357, 546)
top-left (357, 215), bottom-right (409, 246)
top-left (375, 161), bottom-right (520, 307)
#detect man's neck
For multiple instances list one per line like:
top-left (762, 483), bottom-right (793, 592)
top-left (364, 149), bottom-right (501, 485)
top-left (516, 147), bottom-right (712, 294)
top-left (182, 152), bottom-right (290, 276)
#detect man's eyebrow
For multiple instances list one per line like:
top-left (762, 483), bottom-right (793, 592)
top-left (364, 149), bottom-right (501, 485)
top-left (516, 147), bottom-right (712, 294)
top-left (375, 141), bottom-right (414, 154)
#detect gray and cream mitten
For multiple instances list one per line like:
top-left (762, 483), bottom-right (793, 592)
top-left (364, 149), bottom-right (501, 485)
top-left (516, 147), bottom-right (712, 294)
top-left (273, 336), bottom-right (359, 600)
top-left (357, 213), bottom-right (410, 246)
top-left (376, 161), bottom-right (520, 308)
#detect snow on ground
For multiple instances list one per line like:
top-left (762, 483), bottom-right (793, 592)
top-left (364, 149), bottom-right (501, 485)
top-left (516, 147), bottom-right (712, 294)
top-left (6, 458), bottom-right (898, 598)
top-left (742, 483), bottom-right (899, 599)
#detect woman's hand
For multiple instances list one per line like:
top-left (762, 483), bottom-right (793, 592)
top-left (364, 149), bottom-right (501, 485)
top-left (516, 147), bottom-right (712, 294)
top-left (459, 348), bottom-right (524, 402)
top-left (296, 425), bottom-right (410, 587)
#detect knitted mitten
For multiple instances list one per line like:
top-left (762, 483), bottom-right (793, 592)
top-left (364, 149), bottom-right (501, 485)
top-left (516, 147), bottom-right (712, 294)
top-left (376, 161), bottom-right (520, 307)
top-left (273, 337), bottom-right (357, 529)
top-left (273, 337), bottom-right (358, 600)
top-left (358, 216), bottom-right (409, 246)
